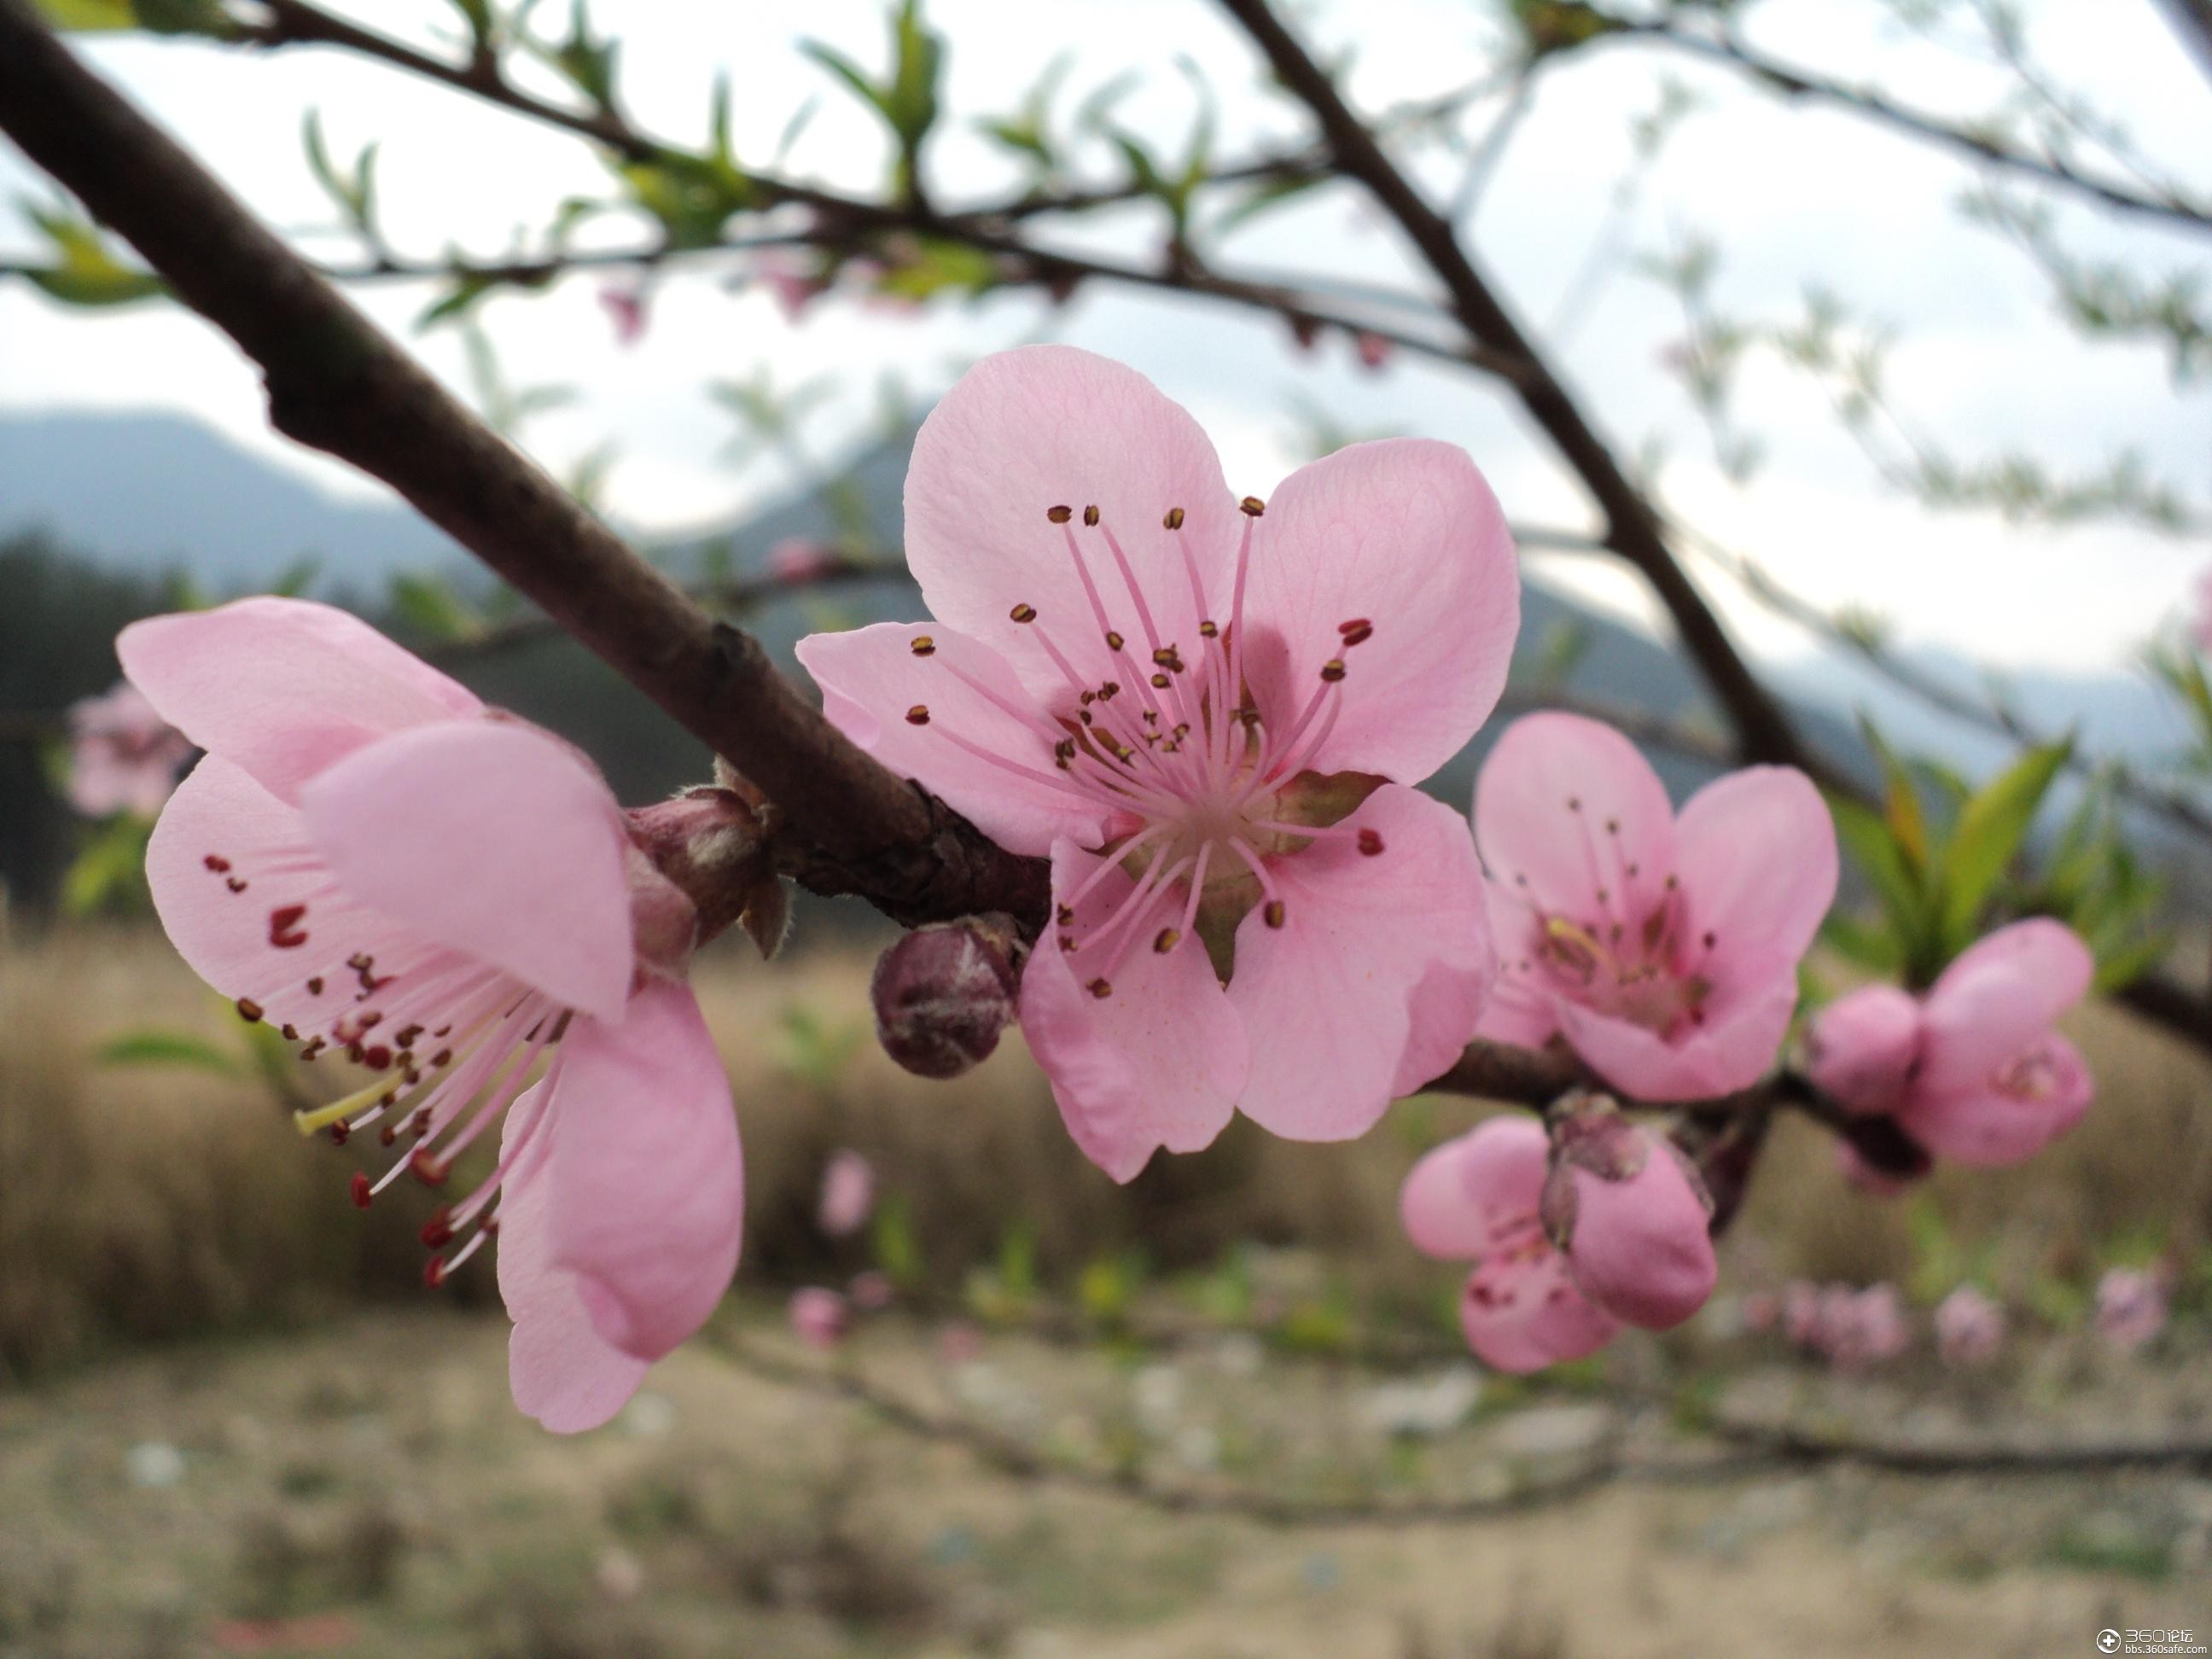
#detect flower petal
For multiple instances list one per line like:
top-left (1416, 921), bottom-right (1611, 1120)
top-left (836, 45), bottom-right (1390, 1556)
top-left (1240, 439), bottom-right (1518, 783)
top-left (1400, 1133), bottom-right (1487, 1260)
top-left (796, 621), bottom-right (1113, 856)
top-left (300, 720), bottom-right (635, 1022)
top-left (119, 597), bottom-right (480, 803)
top-left (1563, 1143), bottom-right (1716, 1330)
top-left (498, 1083), bottom-right (652, 1433)
top-left (902, 345), bottom-right (1238, 705)
top-left (1227, 784), bottom-right (1493, 1140)
top-left (1901, 1033), bottom-right (2093, 1166)
top-left (1473, 882), bottom-right (1563, 1047)
top-left (147, 755), bottom-right (469, 1034)
top-left (1919, 918), bottom-right (2093, 1097)
top-left (548, 980), bottom-right (744, 1359)
top-left (1803, 984), bottom-right (1923, 1112)
top-left (1473, 713), bottom-right (1676, 925)
top-left (1557, 958), bottom-right (1799, 1100)
top-left (1673, 765), bottom-right (1837, 975)
top-left (1461, 1254), bottom-right (1620, 1375)
top-left (1018, 839), bottom-right (1247, 1183)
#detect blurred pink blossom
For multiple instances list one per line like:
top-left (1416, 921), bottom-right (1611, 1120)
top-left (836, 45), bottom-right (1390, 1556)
top-left (1815, 1283), bottom-right (1909, 1371)
top-left (1474, 712), bottom-right (1837, 1100)
top-left (1807, 920), bottom-right (2095, 1166)
top-left (798, 344), bottom-right (1516, 1181)
top-left (2093, 1266), bottom-right (2168, 1352)
top-left (849, 1270), bottom-right (895, 1309)
top-left (596, 283), bottom-right (648, 346)
top-left (789, 1287), bottom-right (850, 1350)
top-left (1352, 329), bottom-right (1394, 371)
top-left (119, 597), bottom-right (743, 1434)
top-left (1934, 1284), bottom-right (2005, 1367)
top-left (817, 1149), bottom-right (876, 1237)
top-left (767, 537), bottom-right (842, 585)
top-left (752, 252), bottom-right (830, 321)
top-left (66, 680), bottom-right (192, 818)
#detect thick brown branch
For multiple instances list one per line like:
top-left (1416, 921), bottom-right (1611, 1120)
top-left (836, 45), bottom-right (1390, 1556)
top-left (0, 0), bottom-right (1040, 925)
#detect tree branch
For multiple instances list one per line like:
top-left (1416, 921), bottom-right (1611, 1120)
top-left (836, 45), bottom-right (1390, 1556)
top-left (0, 0), bottom-right (1043, 928)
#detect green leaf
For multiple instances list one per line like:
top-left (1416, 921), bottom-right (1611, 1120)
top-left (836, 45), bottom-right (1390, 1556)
top-left (869, 1194), bottom-right (925, 1289)
top-left (1936, 741), bottom-right (2070, 951)
top-left (34, 0), bottom-right (136, 27)
top-left (1827, 793), bottom-right (1929, 957)
top-left (387, 573), bottom-right (483, 644)
top-left (2091, 929), bottom-right (2172, 993)
top-left (1857, 714), bottom-right (1929, 870)
top-left (96, 1029), bottom-right (243, 1075)
top-left (15, 195), bottom-right (163, 307)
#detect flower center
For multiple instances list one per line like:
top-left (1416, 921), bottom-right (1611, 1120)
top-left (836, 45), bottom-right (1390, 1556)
top-left (902, 497), bottom-right (1384, 996)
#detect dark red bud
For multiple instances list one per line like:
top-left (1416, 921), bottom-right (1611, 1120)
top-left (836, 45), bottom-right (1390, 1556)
top-left (870, 914), bottom-right (1024, 1080)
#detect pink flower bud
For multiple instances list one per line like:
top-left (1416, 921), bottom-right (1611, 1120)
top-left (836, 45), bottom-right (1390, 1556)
top-left (1934, 1284), bottom-right (2005, 1367)
top-left (789, 1287), bottom-right (849, 1351)
top-left (1546, 1104), bottom-right (1717, 1331)
top-left (1804, 985), bottom-right (1922, 1111)
top-left (2093, 1266), bottom-right (2168, 1352)
top-left (870, 916), bottom-right (1022, 1079)
top-left (624, 787), bottom-right (771, 956)
top-left (817, 1150), bottom-right (876, 1237)
top-left (768, 538), bottom-right (843, 585)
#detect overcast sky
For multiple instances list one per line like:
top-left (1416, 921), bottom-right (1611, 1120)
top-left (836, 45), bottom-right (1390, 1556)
top-left (1, 0), bottom-right (2204, 681)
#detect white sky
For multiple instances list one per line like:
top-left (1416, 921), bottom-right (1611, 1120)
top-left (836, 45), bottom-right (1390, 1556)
top-left (0, 0), bottom-right (2205, 678)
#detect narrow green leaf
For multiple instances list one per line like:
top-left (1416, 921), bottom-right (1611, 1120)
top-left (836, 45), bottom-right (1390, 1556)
top-left (96, 1029), bottom-right (244, 1075)
top-left (1936, 741), bottom-right (2071, 949)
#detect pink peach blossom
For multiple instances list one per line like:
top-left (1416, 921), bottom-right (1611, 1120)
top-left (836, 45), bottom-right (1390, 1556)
top-left (789, 1286), bottom-right (850, 1350)
top-left (597, 283), bottom-right (648, 346)
top-left (66, 680), bottom-right (193, 818)
top-left (119, 597), bottom-right (743, 1434)
top-left (798, 346), bottom-right (1516, 1179)
top-left (768, 538), bottom-right (842, 585)
top-left (2093, 1266), bottom-right (2168, 1352)
top-left (1934, 1284), bottom-right (2005, 1367)
top-left (1544, 1105), bottom-right (1716, 1330)
top-left (817, 1149), bottom-right (876, 1237)
top-left (1817, 1283), bottom-right (1909, 1371)
top-left (849, 1269), bottom-right (895, 1309)
top-left (1806, 919), bottom-right (2094, 1166)
top-left (1474, 713), bottom-right (1837, 1100)
top-left (752, 252), bottom-right (830, 322)
top-left (1400, 1116), bottom-right (1620, 1373)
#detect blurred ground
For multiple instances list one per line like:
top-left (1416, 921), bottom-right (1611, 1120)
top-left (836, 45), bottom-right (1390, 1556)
top-left (3, 1306), bottom-right (2208, 1658)
top-left (3, 928), bottom-right (2210, 1655)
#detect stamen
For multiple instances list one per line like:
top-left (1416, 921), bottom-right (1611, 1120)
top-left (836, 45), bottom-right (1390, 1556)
top-left (1163, 506), bottom-right (1185, 529)
top-left (910, 635), bottom-right (936, 656)
top-left (1048, 504), bottom-right (1073, 523)
top-left (905, 705), bottom-right (930, 725)
top-left (1010, 602), bottom-right (1037, 624)
top-left (1240, 495), bottom-right (1266, 517)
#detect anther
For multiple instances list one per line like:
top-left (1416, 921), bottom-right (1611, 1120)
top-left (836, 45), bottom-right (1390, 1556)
top-left (1337, 617), bottom-right (1371, 637)
top-left (1010, 602), bottom-right (1037, 624)
top-left (1104, 631), bottom-right (1124, 651)
top-left (1056, 904), bottom-right (1074, 925)
top-left (236, 998), bottom-right (264, 1024)
top-left (268, 904), bottom-right (309, 948)
top-left (1338, 620), bottom-right (1373, 648)
top-left (280, 1024), bottom-right (299, 1041)
top-left (1048, 504), bottom-right (1073, 523)
top-left (1086, 978), bottom-right (1113, 998)
top-left (1319, 659), bottom-right (1347, 683)
top-left (202, 854), bottom-right (230, 872)
top-left (1357, 828), bottom-right (1384, 856)
top-left (1264, 899), bottom-right (1286, 929)
top-left (1240, 495), bottom-right (1265, 517)
top-left (420, 1210), bottom-right (456, 1249)
top-left (905, 705), bottom-right (931, 725)
top-left (1163, 506), bottom-right (1185, 530)
top-left (408, 1147), bottom-right (449, 1188)
top-left (1199, 620), bottom-right (1219, 637)
top-left (1083, 504), bottom-right (1100, 527)
top-left (423, 1258), bottom-right (449, 1289)
top-left (1153, 928), bottom-right (1180, 953)
top-left (910, 635), bottom-right (936, 656)
top-left (226, 876), bottom-right (248, 894)
top-left (1150, 673), bottom-right (1171, 689)
top-left (306, 976), bottom-right (324, 997)
top-left (329, 1121), bottom-right (350, 1146)
top-left (349, 1172), bottom-right (373, 1208)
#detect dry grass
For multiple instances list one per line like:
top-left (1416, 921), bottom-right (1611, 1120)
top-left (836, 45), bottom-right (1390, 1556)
top-left (3, 927), bottom-right (2208, 1377)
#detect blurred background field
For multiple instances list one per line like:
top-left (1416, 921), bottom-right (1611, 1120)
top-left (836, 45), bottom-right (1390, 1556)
top-left (4, 923), bottom-right (2210, 1656)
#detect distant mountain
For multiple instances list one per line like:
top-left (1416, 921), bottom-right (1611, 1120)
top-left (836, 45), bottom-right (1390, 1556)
top-left (0, 410), bottom-right (463, 589)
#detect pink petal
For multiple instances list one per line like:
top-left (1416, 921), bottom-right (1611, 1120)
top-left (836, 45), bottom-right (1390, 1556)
top-left (300, 720), bottom-right (636, 1022)
top-left (119, 597), bottom-right (480, 804)
top-left (538, 980), bottom-right (743, 1361)
top-left (1017, 839), bottom-right (1247, 1183)
top-left (1240, 439), bottom-right (1518, 784)
top-left (1803, 984), bottom-right (1923, 1111)
top-left (1400, 1134), bottom-right (1487, 1260)
top-left (1919, 918), bottom-right (2093, 1097)
top-left (1226, 784), bottom-right (1493, 1140)
top-left (147, 756), bottom-right (457, 1033)
top-left (1672, 765), bottom-right (1837, 980)
top-left (498, 1084), bottom-right (651, 1433)
top-left (1900, 1033), bottom-right (2093, 1166)
top-left (1473, 713), bottom-right (1676, 924)
top-left (1564, 1142), bottom-right (1716, 1330)
top-left (796, 621), bottom-right (1113, 856)
top-left (901, 346), bottom-right (1239, 705)
top-left (1557, 959), bottom-right (1798, 1099)
top-left (1474, 882), bottom-right (1563, 1047)
top-left (1461, 1254), bottom-right (1620, 1374)
top-left (1458, 1113), bottom-right (1552, 1210)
